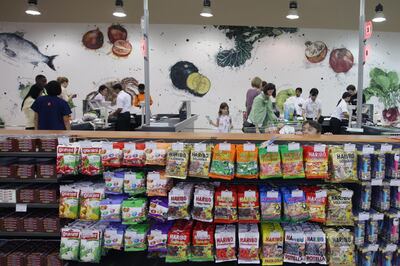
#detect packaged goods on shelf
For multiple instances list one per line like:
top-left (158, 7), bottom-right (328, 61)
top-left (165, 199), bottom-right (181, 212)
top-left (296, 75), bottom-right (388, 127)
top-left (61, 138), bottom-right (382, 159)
top-left (165, 143), bottom-right (190, 179)
top-left (303, 144), bottom-right (329, 179)
top-left (235, 143), bottom-right (258, 179)
top-left (283, 224), bottom-right (306, 263)
top-left (357, 151), bottom-right (373, 181)
top-left (280, 143), bottom-right (305, 179)
top-left (147, 221), bottom-right (173, 257)
top-left (260, 186), bottom-right (281, 222)
top-left (282, 187), bottom-right (309, 223)
top-left (326, 228), bottom-right (355, 266)
top-left (188, 143), bottom-right (212, 179)
top-left (356, 244), bottom-right (378, 265)
top-left (99, 197), bottom-right (123, 222)
top-left (123, 171), bottom-right (146, 195)
top-left (16, 136), bottom-right (37, 152)
top-left (366, 210), bottom-right (384, 244)
top-left (237, 185), bottom-right (260, 223)
top-left (60, 226), bottom-right (82, 260)
top-left (59, 185), bottom-right (80, 219)
top-left (79, 185), bottom-right (105, 221)
top-left (37, 135), bottom-right (58, 152)
top-left (80, 145), bottom-right (103, 176)
top-left (209, 143), bottom-right (235, 180)
top-left (56, 145), bottom-right (80, 175)
top-left (104, 222), bottom-right (126, 250)
top-left (326, 188), bottom-right (354, 226)
top-left (166, 220), bottom-right (193, 262)
top-left (381, 209), bottom-right (400, 244)
top-left (328, 145), bottom-right (357, 182)
top-left (354, 212), bottom-right (369, 246)
top-left (121, 198), bottom-right (147, 224)
top-left (359, 182), bottom-right (372, 211)
top-left (377, 243), bottom-right (398, 265)
top-left (148, 197), bottom-right (169, 222)
top-left (215, 224), bottom-right (236, 263)
top-left (167, 182), bottom-right (193, 220)
top-left (146, 171), bottom-right (171, 197)
top-left (144, 142), bottom-right (170, 166)
top-left (16, 158), bottom-right (36, 178)
top-left (0, 136), bottom-right (17, 152)
top-left (387, 149), bottom-right (400, 179)
top-left (0, 210), bottom-right (60, 233)
top-left (36, 158), bottom-right (57, 178)
top-left (214, 185), bottom-right (238, 223)
top-left (190, 221), bottom-right (215, 262)
top-left (0, 157), bottom-right (17, 178)
top-left (238, 223), bottom-right (260, 264)
top-left (304, 225), bottom-right (327, 264)
top-left (191, 183), bottom-right (214, 222)
top-left (372, 181), bottom-right (391, 212)
top-left (124, 223), bottom-right (149, 252)
top-left (372, 151), bottom-right (386, 179)
top-left (390, 186), bottom-right (400, 209)
top-left (79, 227), bottom-right (103, 263)
top-left (303, 187), bottom-right (327, 223)
top-left (101, 142), bottom-right (123, 168)
top-left (122, 142), bottom-right (146, 167)
top-left (259, 145), bottom-right (282, 179)
top-left (103, 171), bottom-right (124, 194)
top-left (260, 222), bottom-right (284, 265)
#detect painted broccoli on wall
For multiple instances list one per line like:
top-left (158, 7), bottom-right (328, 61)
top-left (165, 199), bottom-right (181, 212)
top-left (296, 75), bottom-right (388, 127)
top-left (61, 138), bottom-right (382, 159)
top-left (364, 68), bottom-right (400, 124)
top-left (215, 26), bottom-right (298, 68)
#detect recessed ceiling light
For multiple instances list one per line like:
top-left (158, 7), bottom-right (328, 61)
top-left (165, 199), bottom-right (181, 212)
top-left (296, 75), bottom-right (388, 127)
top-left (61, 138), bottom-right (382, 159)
top-left (25, 0), bottom-right (41, 16)
top-left (372, 3), bottom-right (386, 23)
top-left (200, 0), bottom-right (213, 18)
top-left (113, 0), bottom-right (127, 18)
top-left (286, 1), bottom-right (299, 20)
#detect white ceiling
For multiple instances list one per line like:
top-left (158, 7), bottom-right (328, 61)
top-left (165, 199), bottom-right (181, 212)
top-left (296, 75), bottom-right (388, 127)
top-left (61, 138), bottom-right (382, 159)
top-left (0, 0), bottom-right (399, 32)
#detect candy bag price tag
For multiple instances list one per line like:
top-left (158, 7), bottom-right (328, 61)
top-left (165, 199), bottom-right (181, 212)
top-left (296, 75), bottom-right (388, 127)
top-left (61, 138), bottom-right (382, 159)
top-left (194, 143), bottom-right (206, 152)
top-left (292, 190), bottom-right (303, 197)
top-left (288, 143), bottom-right (300, 151)
top-left (267, 191), bottom-right (279, 198)
top-left (145, 142), bottom-right (156, 150)
top-left (219, 143), bottom-right (231, 151)
top-left (341, 190), bottom-right (353, 198)
top-left (196, 231), bottom-right (209, 239)
top-left (390, 179), bottom-right (400, 186)
top-left (381, 144), bottom-right (393, 153)
top-left (172, 143), bottom-right (184, 151)
top-left (124, 143), bottom-right (136, 150)
top-left (362, 145), bottom-right (374, 155)
top-left (57, 136), bottom-right (70, 145)
top-left (315, 190), bottom-right (327, 198)
top-left (372, 179), bottom-right (383, 186)
top-left (358, 213), bottom-right (370, 221)
top-left (267, 144), bottom-right (279, 153)
top-left (244, 191), bottom-right (256, 198)
top-left (101, 142), bottom-right (113, 151)
top-left (314, 144), bottom-right (326, 152)
top-left (221, 191), bottom-right (232, 198)
top-left (344, 143), bottom-right (356, 152)
top-left (244, 143), bottom-right (255, 152)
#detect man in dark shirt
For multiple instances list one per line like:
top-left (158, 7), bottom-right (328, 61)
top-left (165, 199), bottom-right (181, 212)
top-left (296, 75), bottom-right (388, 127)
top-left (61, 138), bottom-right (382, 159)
top-left (31, 81), bottom-right (72, 130)
top-left (346, 84), bottom-right (366, 117)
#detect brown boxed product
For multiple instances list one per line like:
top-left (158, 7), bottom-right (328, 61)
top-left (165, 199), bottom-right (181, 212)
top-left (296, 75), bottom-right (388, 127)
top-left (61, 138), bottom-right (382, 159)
top-left (2, 213), bottom-right (27, 232)
top-left (0, 137), bottom-right (17, 152)
top-left (38, 185), bottom-right (58, 204)
top-left (16, 158), bottom-right (36, 179)
top-left (17, 185), bottom-right (40, 203)
top-left (43, 214), bottom-right (60, 233)
top-left (38, 137), bottom-right (58, 152)
top-left (0, 210), bottom-right (13, 231)
top-left (27, 241), bottom-right (55, 266)
top-left (36, 158), bottom-right (56, 179)
top-left (15, 137), bottom-right (37, 152)
top-left (47, 250), bottom-right (62, 266)
top-left (23, 212), bottom-right (44, 232)
top-left (0, 241), bottom-right (25, 266)
top-left (0, 158), bottom-right (18, 179)
top-left (7, 242), bottom-right (36, 266)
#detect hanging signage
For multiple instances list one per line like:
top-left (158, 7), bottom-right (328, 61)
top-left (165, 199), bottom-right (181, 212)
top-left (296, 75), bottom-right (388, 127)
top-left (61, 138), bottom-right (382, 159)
top-left (364, 44), bottom-right (371, 63)
top-left (364, 21), bottom-right (373, 40)
top-left (140, 37), bottom-right (147, 58)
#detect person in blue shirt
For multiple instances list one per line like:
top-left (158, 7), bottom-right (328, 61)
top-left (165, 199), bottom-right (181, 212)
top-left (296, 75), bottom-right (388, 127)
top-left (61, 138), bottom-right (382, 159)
top-left (31, 80), bottom-right (72, 130)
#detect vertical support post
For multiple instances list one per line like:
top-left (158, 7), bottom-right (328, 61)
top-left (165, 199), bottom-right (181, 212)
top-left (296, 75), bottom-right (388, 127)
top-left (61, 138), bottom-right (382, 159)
top-left (356, 0), bottom-right (365, 127)
top-left (143, 0), bottom-right (151, 125)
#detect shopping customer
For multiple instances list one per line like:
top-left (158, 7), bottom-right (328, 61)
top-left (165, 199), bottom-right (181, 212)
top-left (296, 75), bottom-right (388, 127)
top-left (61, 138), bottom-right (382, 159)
top-left (285, 87), bottom-right (305, 117)
top-left (57, 77), bottom-right (77, 106)
top-left (303, 88), bottom-right (322, 123)
top-left (208, 102), bottom-right (233, 133)
top-left (247, 83), bottom-right (278, 133)
top-left (245, 77), bottom-right (262, 119)
top-left (109, 83), bottom-right (132, 131)
top-left (92, 85), bottom-right (108, 102)
top-left (21, 84), bottom-right (43, 129)
top-left (302, 120), bottom-right (322, 135)
top-left (329, 92), bottom-right (351, 134)
top-left (34, 74), bottom-right (47, 89)
top-left (133, 83), bottom-right (153, 108)
top-left (31, 81), bottom-right (72, 130)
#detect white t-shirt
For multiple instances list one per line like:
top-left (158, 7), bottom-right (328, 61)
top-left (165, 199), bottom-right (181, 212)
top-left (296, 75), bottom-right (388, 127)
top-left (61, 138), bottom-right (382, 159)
top-left (93, 93), bottom-right (105, 102)
top-left (218, 115), bottom-right (232, 133)
top-left (304, 98), bottom-right (322, 119)
top-left (331, 100), bottom-right (349, 120)
top-left (116, 90), bottom-right (131, 113)
top-left (286, 96), bottom-right (305, 116)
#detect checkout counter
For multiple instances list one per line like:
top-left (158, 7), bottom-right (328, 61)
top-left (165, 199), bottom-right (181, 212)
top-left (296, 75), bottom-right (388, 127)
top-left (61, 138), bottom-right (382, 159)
top-left (72, 99), bottom-right (198, 132)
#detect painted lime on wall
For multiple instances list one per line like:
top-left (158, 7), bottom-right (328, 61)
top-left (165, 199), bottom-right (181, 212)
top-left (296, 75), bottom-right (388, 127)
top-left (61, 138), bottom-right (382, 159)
top-left (0, 32), bottom-right (57, 70)
top-left (170, 61), bottom-right (211, 97)
top-left (215, 26), bottom-right (298, 68)
top-left (364, 68), bottom-right (400, 124)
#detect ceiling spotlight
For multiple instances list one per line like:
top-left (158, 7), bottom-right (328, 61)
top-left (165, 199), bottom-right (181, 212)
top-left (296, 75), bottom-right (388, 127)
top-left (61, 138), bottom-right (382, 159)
top-left (286, 1), bottom-right (299, 20)
top-left (372, 3), bottom-right (386, 23)
top-left (25, 0), bottom-right (41, 16)
top-left (113, 0), bottom-right (127, 18)
top-left (200, 0), bottom-right (213, 18)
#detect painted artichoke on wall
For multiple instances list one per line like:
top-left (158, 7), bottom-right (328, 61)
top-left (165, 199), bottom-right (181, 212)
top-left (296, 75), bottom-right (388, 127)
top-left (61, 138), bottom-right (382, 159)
top-left (364, 68), bottom-right (400, 124)
top-left (215, 26), bottom-right (298, 68)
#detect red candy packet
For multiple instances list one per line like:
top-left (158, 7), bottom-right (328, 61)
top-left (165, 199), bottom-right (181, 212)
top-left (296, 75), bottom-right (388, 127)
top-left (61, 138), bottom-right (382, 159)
top-left (214, 185), bottom-right (238, 223)
top-left (166, 220), bottom-right (194, 263)
top-left (215, 224), bottom-right (237, 263)
top-left (238, 185), bottom-right (260, 223)
top-left (238, 224), bottom-right (260, 264)
top-left (123, 142), bottom-right (146, 167)
top-left (303, 145), bottom-right (329, 179)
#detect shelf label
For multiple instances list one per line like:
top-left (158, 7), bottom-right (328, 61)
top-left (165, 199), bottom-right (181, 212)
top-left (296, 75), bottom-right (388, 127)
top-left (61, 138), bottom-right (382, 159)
top-left (371, 179), bottom-right (383, 186)
top-left (381, 144), bottom-right (393, 153)
top-left (267, 191), bottom-right (279, 198)
top-left (267, 144), bottom-right (279, 153)
top-left (194, 143), bottom-right (206, 152)
top-left (57, 136), bottom-right (70, 145)
top-left (172, 142), bottom-right (184, 151)
top-left (244, 143), bottom-right (256, 152)
top-left (288, 143), bottom-right (300, 151)
top-left (362, 145), bottom-right (375, 155)
top-left (390, 179), bottom-right (400, 186)
top-left (341, 190), bottom-right (353, 198)
top-left (315, 190), bottom-right (327, 199)
top-left (314, 144), bottom-right (326, 152)
top-left (292, 190), bottom-right (303, 197)
top-left (358, 212), bottom-right (370, 221)
top-left (219, 143), bottom-right (231, 151)
top-left (16, 204), bottom-right (27, 212)
top-left (344, 143), bottom-right (356, 152)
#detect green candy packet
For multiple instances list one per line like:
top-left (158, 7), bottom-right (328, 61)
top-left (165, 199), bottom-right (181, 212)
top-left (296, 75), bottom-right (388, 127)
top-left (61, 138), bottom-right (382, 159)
top-left (122, 198), bottom-right (147, 224)
top-left (124, 224), bottom-right (149, 251)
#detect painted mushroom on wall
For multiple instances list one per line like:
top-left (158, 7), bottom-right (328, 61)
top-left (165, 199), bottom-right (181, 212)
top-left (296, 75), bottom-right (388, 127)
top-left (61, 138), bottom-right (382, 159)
top-left (329, 48), bottom-right (354, 73)
top-left (170, 61), bottom-right (211, 97)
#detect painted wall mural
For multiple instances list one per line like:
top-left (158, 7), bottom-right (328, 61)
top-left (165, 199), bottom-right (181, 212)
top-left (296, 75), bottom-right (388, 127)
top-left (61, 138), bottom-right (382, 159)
top-left (0, 32), bottom-right (57, 70)
top-left (0, 22), bottom-right (399, 128)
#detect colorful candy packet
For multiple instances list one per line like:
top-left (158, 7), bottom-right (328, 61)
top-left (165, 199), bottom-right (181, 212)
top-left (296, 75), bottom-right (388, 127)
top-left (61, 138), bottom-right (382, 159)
top-left (259, 145), bottom-right (282, 179)
top-left (372, 181), bottom-right (390, 212)
top-left (283, 224), bottom-right (305, 264)
top-left (147, 221), bottom-right (174, 257)
top-left (79, 227), bottom-right (103, 263)
top-left (329, 145), bottom-right (357, 182)
top-left (166, 220), bottom-right (194, 263)
top-left (167, 182), bottom-right (194, 220)
top-left (79, 186), bottom-right (105, 221)
top-left (238, 223), bottom-right (260, 264)
top-left (326, 188), bottom-right (354, 226)
top-left (261, 222), bottom-right (284, 266)
top-left (192, 183), bottom-right (214, 222)
top-left (366, 211), bottom-right (384, 244)
top-left (99, 197), bottom-right (123, 222)
top-left (354, 212), bottom-right (369, 246)
top-left (60, 227), bottom-right (81, 261)
top-left (148, 197), bottom-right (169, 222)
top-left (260, 186), bottom-right (281, 222)
top-left (209, 143), bottom-right (236, 180)
top-left (372, 151), bottom-right (386, 179)
top-left (80, 146), bottom-right (103, 176)
top-left (214, 185), bottom-right (238, 223)
top-left (190, 221), bottom-right (215, 262)
top-left (235, 143), bottom-right (258, 179)
top-left (103, 223), bottom-right (126, 250)
top-left (237, 185), bottom-right (260, 223)
top-left (145, 142), bottom-right (171, 166)
top-left (303, 144), bottom-right (329, 179)
top-left (121, 197), bottom-right (147, 224)
top-left (165, 143), bottom-right (190, 179)
top-left (103, 171), bottom-right (124, 194)
top-left (381, 209), bottom-right (399, 244)
top-left (325, 228), bottom-right (355, 266)
top-left (124, 223), bottom-right (149, 252)
top-left (123, 171), bottom-right (146, 195)
top-left (57, 144), bottom-right (80, 175)
top-left (282, 188), bottom-right (309, 222)
top-left (303, 186), bottom-right (327, 223)
top-left (188, 143), bottom-right (212, 178)
top-left (280, 144), bottom-right (305, 179)
top-left (215, 224), bottom-right (237, 263)
top-left (146, 171), bottom-right (172, 197)
top-left (101, 142), bottom-right (123, 168)
top-left (122, 142), bottom-right (146, 167)
top-left (387, 149), bottom-right (400, 179)
top-left (59, 185), bottom-right (80, 219)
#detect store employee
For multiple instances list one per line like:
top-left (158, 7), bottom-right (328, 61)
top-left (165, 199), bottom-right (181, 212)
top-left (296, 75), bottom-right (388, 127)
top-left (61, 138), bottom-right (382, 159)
top-left (329, 92), bottom-right (351, 134)
top-left (303, 88), bottom-right (322, 123)
top-left (109, 83), bottom-right (131, 131)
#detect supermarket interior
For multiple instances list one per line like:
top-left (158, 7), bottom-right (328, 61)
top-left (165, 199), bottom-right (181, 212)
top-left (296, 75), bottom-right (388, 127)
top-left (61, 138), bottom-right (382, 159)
top-left (1, 0), bottom-right (400, 265)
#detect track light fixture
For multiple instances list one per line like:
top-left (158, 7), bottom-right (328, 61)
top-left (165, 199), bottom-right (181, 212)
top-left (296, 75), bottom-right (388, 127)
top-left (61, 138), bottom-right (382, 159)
top-left (286, 1), bottom-right (299, 20)
top-left (372, 3), bottom-right (386, 23)
top-left (25, 0), bottom-right (41, 16)
top-left (200, 0), bottom-right (213, 18)
top-left (113, 0), bottom-right (127, 18)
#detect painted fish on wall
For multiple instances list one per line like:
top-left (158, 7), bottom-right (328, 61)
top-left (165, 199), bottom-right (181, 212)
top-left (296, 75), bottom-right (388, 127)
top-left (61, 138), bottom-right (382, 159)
top-left (0, 32), bottom-right (57, 70)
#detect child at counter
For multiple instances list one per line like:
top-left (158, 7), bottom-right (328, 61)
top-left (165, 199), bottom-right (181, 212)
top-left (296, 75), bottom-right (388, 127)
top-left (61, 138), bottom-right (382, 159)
top-left (207, 102), bottom-right (233, 133)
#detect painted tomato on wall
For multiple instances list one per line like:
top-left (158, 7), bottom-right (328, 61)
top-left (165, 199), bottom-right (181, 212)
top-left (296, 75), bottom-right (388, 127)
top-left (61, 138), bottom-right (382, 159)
top-left (329, 48), bottom-right (354, 73)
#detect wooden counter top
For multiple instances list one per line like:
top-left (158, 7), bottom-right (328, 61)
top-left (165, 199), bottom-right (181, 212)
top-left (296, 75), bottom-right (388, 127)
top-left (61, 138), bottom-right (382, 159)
top-left (0, 129), bottom-right (399, 143)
